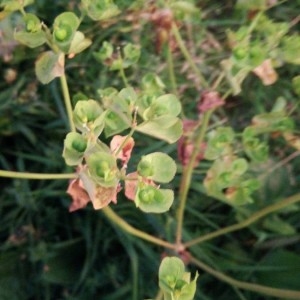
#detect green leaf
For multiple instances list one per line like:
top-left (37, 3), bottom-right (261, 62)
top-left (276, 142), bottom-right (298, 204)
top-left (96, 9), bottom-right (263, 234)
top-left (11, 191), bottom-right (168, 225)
top-left (178, 272), bottom-right (199, 300)
top-left (35, 51), bottom-right (65, 84)
top-left (68, 31), bottom-right (92, 54)
top-left (122, 43), bottom-right (140, 68)
top-left (135, 185), bottom-right (174, 213)
top-left (143, 94), bottom-right (181, 120)
top-left (292, 75), bottom-right (300, 96)
top-left (158, 256), bottom-right (198, 299)
top-left (159, 257), bottom-right (185, 292)
top-left (86, 152), bottom-right (118, 187)
top-left (281, 34), bottom-right (300, 65)
top-left (136, 117), bottom-right (183, 144)
top-left (137, 152), bottom-right (177, 183)
top-left (104, 109), bottom-right (131, 137)
top-left (0, 0), bottom-right (33, 19)
top-left (204, 127), bottom-right (235, 160)
top-left (53, 12), bottom-right (80, 53)
top-left (141, 73), bottom-right (166, 92)
top-left (93, 41), bottom-right (114, 62)
top-left (81, 0), bottom-right (120, 21)
top-left (73, 99), bottom-right (105, 136)
top-left (14, 13), bottom-right (46, 48)
top-left (62, 132), bottom-right (87, 166)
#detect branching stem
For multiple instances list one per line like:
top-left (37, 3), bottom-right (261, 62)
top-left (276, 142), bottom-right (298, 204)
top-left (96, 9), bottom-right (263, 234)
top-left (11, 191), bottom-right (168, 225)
top-left (190, 255), bottom-right (300, 299)
top-left (176, 110), bottom-right (213, 246)
top-left (184, 193), bottom-right (300, 248)
top-left (102, 206), bottom-right (176, 250)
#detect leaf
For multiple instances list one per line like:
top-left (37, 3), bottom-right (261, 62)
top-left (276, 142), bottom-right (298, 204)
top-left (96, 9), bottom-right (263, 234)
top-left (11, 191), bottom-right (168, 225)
top-left (52, 12), bottom-right (80, 53)
top-left (86, 152), bottom-right (118, 187)
top-left (252, 59), bottom-right (278, 85)
top-left (104, 109), bottom-right (131, 137)
top-left (281, 34), bottom-right (300, 65)
top-left (135, 185), bottom-right (174, 213)
top-left (137, 152), bottom-right (177, 183)
top-left (159, 257), bottom-right (185, 292)
top-left (35, 51), bottom-right (65, 84)
top-left (143, 94), bottom-right (181, 120)
top-left (110, 135), bottom-right (134, 165)
top-left (62, 132), bottom-right (87, 166)
top-left (67, 178), bottom-right (90, 212)
top-left (136, 117), bottom-right (183, 144)
top-left (68, 31), bottom-right (92, 54)
top-left (79, 170), bottom-right (120, 209)
top-left (73, 99), bottom-right (105, 136)
top-left (81, 0), bottom-right (120, 21)
top-left (14, 14), bottom-right (46, 48)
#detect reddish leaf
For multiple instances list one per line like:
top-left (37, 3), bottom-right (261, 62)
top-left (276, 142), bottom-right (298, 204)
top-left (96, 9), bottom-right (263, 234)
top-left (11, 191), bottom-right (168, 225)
top-left (79, 169), bottom-right (121, 210)
top-left (124, 172), bottom-right (138, 201)
top-left (110, 135), bottom-right (135, 166)
top-left (197, 90), bottom-right (224, 113)
top-left (67, 178), bottom-right (90, 212)
top-left (252, 59), bottom-right (278, 85)
top-left (177, 120), bottom-right (206, 167)
top-left (91, 184), bottom-right (121, 209)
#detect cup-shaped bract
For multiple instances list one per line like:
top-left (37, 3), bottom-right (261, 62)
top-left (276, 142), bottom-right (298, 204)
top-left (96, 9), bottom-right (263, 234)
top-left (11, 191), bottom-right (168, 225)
top-left (14, 13), bottom-right (46, 48)
top-left (81, 0), bottom-right (120, 21)
top-left (243, 136), bottom-right (269, 162)
top-left (86, 152), bottom-right (118, 187)
top-left (204, 127), bottom-right (235, 160)
top-left (53, 12), bottom-right (80, 53)
top-left (73, 100), bottom-right (105, 136)
top-left (62, 132), bottom-right (87, 166)
top-left (142, 94), bottom-right (181, 121)
top-left (159, 256), bottom-right (199, 300)
top-left (137, 152), bottom-right (177, 183)
top-left (135, 185), bottom-right (174, 213)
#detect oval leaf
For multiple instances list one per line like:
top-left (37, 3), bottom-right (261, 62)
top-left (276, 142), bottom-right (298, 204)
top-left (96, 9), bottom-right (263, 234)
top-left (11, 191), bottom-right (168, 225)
top-left (35, 51), bottom-right (65, 84)
top-left (137, 152), bottom-right (177, 183)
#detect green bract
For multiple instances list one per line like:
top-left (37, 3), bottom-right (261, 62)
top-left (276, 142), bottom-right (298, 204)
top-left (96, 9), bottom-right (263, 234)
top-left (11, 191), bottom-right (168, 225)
top-left (204, 127), bottom-right (235, 160)
top-left (81, 0), bottom-right (120, 21)
top-left (52, 12), bottom-right (80, 53)
top-left (0, 0), bottom-right (33, 18)
top-left (93, 41), bottom-right (114, 62)
top-left (135, 185), bottom-right (174, 213)
top-left (62, 132), bottom-right (87, 166)
top-left (14, 14), bottom-right (46, 48)
top-left (159, 256), bottom-right (199, 300)
top-left (73, 100), bottom-right (105, 136)
top-left (243, 136), bottom-right (269, 162)
top-left (136, 94), bottom-right (183, 143)
top-left (86, 152), bottom-right (118, 187)
top-left (35, 51), bottom-right (65, 84)
top-left (143, 94), bottom-right (181, 120)
top-left (137, 152), bottom-right (177, 183)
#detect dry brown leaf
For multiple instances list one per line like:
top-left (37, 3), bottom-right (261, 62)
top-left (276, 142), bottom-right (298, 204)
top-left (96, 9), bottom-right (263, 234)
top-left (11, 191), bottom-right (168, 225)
top-left (252, 59), bottom-right (278, 85)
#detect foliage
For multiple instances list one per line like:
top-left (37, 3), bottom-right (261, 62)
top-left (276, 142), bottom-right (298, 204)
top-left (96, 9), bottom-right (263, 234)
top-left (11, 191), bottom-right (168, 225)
top-left (0, 0), bottom-right (300, 299)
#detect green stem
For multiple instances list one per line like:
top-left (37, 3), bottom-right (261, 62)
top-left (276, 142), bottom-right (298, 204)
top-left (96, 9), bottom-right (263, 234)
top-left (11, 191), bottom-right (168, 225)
top-left (119, 67), bottom-right (129, 87)
top-left (176, 110), bottom-right (213, 246)
top-left (171, 23), bottom-right (209, 89)
top-left (166, 44), bottom-right (177, 95)
top-left (102, 206), bottom-right (176, 250)
top-left (184, 193), bottom-right (300, 248)
top-left (190, 255), bottom-right (300, 299)
top-left (0, 170), bottom-right (76, 180)
top-left (60, 74), bottom-right (76, 132)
